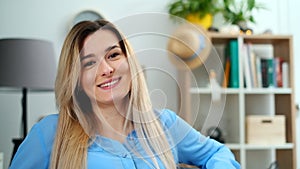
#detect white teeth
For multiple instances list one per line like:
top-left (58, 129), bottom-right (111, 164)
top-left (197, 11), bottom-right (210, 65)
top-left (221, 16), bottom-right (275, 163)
top-left (100, 79), bottom-right (119, 88)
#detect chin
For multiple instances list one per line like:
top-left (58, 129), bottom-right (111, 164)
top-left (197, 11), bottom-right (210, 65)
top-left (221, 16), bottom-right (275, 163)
top-left (97, 93), bottom-right (128, 105)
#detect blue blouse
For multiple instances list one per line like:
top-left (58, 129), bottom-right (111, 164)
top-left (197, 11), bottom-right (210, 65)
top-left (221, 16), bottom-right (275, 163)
top-left (9, 109), bottom-right (240, 169)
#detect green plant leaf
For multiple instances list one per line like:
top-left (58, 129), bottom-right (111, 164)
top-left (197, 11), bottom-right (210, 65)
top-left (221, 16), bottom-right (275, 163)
top-left (247, 0), bottom-right (255, 10)
top-left (220, 0), bottom-right (266, 24)
top-left (167, 0), bottom-right (222, 20)
top-left (249, 15), bottom-right (255, 23)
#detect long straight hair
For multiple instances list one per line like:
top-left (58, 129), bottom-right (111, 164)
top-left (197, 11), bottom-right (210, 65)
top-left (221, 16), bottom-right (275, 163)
top-left (51, 20), bottom-right (176, 169)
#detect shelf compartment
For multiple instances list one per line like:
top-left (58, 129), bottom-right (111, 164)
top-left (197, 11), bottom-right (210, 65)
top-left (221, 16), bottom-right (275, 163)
top-left (276, 149), bottom-right (294, 169)
top-left (192, 94), bottom-right (240, 144)
top-left (245, 150), bottom-right (274, 169)
top-left (245, 94), bottom-right (275, 116)
top-left (275, 94), bottom-right (294, 143)
top-left (245, 148), bottom-right (294, 169)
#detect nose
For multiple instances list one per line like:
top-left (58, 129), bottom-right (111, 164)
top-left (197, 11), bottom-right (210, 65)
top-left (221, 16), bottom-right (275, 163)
top-left (98, 60), bottom-right (114, 77)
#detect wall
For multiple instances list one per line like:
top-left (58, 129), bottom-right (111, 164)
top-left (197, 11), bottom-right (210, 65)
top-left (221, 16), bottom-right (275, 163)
top-left (0, 1), bottom-right (178, 169)
top-left (0, 0), bottom-right (299, 169)
top-left (289, 0), bottom-right (300, 167)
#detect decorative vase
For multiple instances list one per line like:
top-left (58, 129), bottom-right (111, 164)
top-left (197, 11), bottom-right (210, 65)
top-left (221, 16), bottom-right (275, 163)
top-left (186, 13), bottom-right (213, 30)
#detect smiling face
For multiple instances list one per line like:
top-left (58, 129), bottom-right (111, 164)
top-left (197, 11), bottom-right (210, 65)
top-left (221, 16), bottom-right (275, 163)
top-left (80, 29), bottom-right (131, 107)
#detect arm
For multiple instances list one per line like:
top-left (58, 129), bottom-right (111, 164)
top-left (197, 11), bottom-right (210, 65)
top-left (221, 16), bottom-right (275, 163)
top-left (160, 109), bottom-right (240, 169)
top-left (9, 114), bottom-right (58, 169)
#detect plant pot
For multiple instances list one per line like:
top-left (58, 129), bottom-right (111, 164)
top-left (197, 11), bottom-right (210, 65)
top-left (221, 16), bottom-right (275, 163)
top-left (186, 13), bottom-right (213, 30)
top-left (237, 21), bottom-right (248, 30)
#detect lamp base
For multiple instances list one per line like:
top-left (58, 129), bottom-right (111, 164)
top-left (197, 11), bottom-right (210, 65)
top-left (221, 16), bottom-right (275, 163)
top-left (10, 88), bottom-right (27, 165)
top-left (10, 138), bottom-right (24, 164)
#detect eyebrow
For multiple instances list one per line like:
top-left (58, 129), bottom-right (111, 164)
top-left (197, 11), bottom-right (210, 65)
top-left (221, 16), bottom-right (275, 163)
top-left (80, 45), bottom-right (121, 62)
top-left (80, 54), bottom-right (95, 62)
top-left (105, 45), bottom-right (120, 52)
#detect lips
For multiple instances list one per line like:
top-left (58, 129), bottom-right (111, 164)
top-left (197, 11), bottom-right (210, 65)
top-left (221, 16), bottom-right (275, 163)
top-left (97, 77), bottom-right (121, 89)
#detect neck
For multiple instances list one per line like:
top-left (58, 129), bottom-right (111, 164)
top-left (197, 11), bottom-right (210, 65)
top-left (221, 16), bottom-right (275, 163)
top-left (92, 98), bottom-right (133, 142)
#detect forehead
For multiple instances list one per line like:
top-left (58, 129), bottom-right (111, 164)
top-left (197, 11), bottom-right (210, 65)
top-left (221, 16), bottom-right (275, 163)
top-left (82, 29), bottom-right (120, 55)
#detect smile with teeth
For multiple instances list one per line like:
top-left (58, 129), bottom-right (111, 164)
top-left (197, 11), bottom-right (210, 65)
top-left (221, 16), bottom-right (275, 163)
top-left (98, 77), bottom-right (121, 88)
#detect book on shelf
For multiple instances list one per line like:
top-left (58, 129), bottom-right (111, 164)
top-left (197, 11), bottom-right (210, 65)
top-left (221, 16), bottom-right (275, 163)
top-left (222, 57), bottom-right (230, 88)
top-left (222, 40), bottom-right (238, 88)
top-left (241, 44), bottom-right (288, 88)
top-left (259, 57), bottom-right (288, 88)
top-left (260, 58), bottom-right (273, 87)
top-left (253, 44), bottom-right (273, 88)
top-left (228, 39), bottom-right (239, 88)
top-left (242, 43), bottom-right (259, 89)
top-left (282, 62), bottom-right (289, 88)
top-left (255, 56), bottom-right (262, 88)
top-left (221, 42), bottom-right (288, 89)
top-left (249, 45), bottom-right (258, 87)
top-left (275, 57), bottom-right (284, 87)
top-left (241, 43), bottom-right (252, 88)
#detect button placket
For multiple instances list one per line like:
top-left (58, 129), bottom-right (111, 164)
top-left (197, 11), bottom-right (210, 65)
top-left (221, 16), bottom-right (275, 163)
top-left (122, 153), bottom-right (128, 158)
top-left (120, 152), bottom-right (136, 168)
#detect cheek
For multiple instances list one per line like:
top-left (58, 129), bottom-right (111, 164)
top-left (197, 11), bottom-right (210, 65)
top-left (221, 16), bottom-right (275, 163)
top-left (116, 59), bottom-right (130, 76)
top-left (115, 60), bottom-right (131, 88)
top-left (81, 71), bottom-right (96, 92)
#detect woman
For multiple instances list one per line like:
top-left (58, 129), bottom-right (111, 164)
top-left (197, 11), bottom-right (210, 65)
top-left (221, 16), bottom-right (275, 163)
top-left (10, 20), bottom-right (240, 169)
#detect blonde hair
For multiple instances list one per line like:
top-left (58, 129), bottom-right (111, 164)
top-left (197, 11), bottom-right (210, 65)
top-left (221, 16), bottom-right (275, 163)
top-left (51, 20), bottom-right (176, 169)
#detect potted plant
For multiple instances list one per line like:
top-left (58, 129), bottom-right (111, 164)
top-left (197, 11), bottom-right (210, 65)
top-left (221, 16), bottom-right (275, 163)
top-left (168, 0), bottom-right (222, 29)
top-left (221, 0), bottom-right (266, 29)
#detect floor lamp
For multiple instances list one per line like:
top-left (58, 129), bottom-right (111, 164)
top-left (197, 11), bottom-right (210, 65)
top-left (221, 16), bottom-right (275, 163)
top-left (0, 38), bottom-right (56, 163)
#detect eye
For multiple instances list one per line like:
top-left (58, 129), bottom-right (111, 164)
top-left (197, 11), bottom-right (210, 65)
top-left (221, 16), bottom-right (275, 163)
top-left (80, 54), bottom-right (97, 68)
top-left (108, 52), bottom-right (120, 60)
top-left (83, 60), bottom-right (96, 67)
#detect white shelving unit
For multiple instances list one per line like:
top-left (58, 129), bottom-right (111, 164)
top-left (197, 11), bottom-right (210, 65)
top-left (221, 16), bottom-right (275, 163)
top-left (180, 33), bottom-right (297, 169)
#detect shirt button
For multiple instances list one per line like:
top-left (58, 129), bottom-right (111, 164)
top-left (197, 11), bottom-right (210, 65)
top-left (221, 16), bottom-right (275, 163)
top-left (122, 153), bottom-right (127, 158)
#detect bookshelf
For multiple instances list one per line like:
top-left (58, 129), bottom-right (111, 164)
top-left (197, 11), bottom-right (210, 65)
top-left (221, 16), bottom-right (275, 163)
top-left (181, 33), bottom-right (296, 169)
